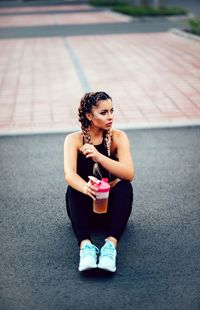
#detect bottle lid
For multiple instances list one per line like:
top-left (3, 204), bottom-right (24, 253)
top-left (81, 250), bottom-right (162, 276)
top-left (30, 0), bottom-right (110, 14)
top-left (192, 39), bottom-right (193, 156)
top-left (98, 179), bottom-right (110, 192)
top-left (88, 176), bottom-right (110, 192)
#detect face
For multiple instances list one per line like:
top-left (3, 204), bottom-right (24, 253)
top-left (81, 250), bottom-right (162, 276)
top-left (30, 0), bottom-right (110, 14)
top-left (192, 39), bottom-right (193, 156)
top-left (86, 99), bottom-right (113, 130)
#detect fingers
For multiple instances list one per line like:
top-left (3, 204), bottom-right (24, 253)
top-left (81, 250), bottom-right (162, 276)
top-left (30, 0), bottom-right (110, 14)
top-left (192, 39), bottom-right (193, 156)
top-left (80, 143), bottom-right (90, 153)
top-left (80, 143), bottom-right (100, 161)
top-left (80, 144), bottom-right (95, 157)
top-left (83, 180), bottom-right (98, 200)
top-left (89, 193), bottom-right (96, 201)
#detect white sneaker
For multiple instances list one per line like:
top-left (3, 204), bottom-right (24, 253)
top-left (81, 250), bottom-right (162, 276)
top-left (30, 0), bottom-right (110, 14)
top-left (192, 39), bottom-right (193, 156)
top-left (98, 240), bottom-right (117, 272)
top-left (78, 242), bottom-right (99, 272)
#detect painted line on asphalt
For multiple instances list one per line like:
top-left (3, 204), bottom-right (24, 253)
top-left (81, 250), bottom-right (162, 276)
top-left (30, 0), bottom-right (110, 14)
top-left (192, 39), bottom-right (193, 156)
top-left (62, 37), bottom-right (91, 93)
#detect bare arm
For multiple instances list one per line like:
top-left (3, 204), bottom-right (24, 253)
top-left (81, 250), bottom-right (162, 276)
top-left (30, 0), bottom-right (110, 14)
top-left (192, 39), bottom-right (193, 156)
top-left (80, 130), bottom-right (134, 181)
top-left (64, 133), bottom-right (97, 199)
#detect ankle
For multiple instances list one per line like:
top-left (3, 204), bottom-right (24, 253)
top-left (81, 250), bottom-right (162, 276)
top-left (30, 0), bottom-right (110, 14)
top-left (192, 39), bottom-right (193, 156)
top-left (106, 237), bottom-right (117, 248)
top-left (80, 239), bottom-right (92, 249)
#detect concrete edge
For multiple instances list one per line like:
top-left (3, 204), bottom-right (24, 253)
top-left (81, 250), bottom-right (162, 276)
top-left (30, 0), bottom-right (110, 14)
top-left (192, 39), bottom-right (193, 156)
top-left (89, 6), bottom-right (194, 22)
top-left (0, 120), bottom-right (200, 137)
top-left (169, 28), bottom-right (200, 42)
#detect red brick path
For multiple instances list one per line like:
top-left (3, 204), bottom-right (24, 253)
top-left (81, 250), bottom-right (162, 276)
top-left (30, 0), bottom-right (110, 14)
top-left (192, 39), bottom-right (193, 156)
top-left (0, 4), bottom-right (199, 134)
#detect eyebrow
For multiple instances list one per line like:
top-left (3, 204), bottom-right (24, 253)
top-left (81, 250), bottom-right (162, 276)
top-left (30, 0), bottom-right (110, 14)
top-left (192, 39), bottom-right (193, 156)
top-left (99, 108), bottom-right (114, 112)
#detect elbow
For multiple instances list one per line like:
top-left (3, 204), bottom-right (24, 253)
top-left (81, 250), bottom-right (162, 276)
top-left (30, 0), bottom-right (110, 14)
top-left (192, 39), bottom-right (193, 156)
top-left (64, 169), bottom-right (76, 185)
top-left (126, 174), bottom-right (134, 182)
top-left (125, 169), bottom-right (135, 182)
top-left (64, 171), bottom-right (70, 184)
top-left (119, 166), bottom-right (134, 181)
top-left (64, 174), bottom-right (68, 183)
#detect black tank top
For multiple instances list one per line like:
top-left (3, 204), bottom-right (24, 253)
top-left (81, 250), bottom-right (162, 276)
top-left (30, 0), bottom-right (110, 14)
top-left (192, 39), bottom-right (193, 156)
top-left (77, 137), bottom-right (118, 182)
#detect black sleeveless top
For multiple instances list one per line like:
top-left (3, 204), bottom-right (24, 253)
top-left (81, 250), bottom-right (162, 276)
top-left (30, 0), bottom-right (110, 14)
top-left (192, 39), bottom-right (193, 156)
top-left (77, 138), bottom-right (118, 182)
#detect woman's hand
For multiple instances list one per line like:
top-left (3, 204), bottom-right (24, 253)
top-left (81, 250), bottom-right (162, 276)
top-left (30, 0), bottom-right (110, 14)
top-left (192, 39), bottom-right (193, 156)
top-left (80, 143), bottom-right (102, 163)
top-left (83, 179), bottom-right (98, 200)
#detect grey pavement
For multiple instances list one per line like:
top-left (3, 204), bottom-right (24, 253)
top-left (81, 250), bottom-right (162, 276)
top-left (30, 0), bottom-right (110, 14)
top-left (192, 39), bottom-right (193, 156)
top-left (1, 127), bottom-right (200, 310)
top-left (0, 18), bottom-right (190, 39)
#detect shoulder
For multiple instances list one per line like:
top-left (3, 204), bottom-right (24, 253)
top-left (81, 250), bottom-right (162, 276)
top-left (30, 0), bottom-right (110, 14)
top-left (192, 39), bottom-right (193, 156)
top-left (112, 128), bottom-right (129, 142)
top-left (111, 129), bottom-right (130, 153)
top-left (64, 131), bottom-right (83, 148)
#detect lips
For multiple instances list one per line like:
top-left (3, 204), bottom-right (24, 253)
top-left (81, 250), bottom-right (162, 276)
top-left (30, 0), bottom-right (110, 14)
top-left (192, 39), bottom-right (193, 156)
top-left (106, 122), bottom-right (112, 126)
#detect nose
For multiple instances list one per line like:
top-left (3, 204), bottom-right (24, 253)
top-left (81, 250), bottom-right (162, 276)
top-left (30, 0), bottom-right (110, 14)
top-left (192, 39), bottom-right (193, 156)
top-left (107, 112), bottom-right (113, 120)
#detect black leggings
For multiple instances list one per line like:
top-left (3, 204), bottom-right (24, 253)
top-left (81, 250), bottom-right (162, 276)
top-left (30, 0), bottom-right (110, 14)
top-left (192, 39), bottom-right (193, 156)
top-left (65, 180), bottom-right (133, 245)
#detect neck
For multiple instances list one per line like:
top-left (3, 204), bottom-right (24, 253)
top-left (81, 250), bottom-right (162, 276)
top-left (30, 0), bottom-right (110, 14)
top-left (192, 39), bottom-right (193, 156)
top-left (89, 126), bottom-right (105, 145)
top-left (90, 125), bottom-right (104, 137)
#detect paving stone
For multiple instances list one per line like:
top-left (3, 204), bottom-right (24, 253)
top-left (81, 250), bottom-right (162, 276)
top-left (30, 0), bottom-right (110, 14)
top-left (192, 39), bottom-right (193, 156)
top-left (0, 4), bottom-right (200, 135)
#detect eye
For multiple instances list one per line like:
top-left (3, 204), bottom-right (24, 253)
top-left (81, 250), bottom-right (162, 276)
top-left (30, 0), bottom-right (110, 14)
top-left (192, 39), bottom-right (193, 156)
top-left (99, 108), bottom-right (114, 115)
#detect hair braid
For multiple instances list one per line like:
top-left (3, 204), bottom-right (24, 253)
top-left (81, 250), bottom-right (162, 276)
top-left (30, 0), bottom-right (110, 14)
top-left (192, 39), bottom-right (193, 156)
top-left (81, 125), bottom-right (92, 144)
top-left (78, 93), bottom-right (94, 144)
top-left (78, 91), bottom-right (112, 149)
top-left (104, 128), bottom-right (112, 157)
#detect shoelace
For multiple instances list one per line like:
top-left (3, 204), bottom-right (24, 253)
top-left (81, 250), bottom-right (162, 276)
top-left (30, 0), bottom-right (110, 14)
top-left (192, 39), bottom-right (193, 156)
top-left (81, 244), bottom-right (99, 258)
top-left (101, 243), bottom-right (116, 260)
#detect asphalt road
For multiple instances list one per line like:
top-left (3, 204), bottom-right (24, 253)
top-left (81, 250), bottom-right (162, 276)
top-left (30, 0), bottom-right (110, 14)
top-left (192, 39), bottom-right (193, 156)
top-left (0, 127), bottom-right (200, 310)
top-left (0, 19), bottom-right (189, 39)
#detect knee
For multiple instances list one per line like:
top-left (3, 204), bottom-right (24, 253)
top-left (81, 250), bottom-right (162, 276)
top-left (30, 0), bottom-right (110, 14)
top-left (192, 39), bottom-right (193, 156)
top-left (117, 180), bottom-right (133, 197)
top-left (111, 180), bottom-right (133, 209)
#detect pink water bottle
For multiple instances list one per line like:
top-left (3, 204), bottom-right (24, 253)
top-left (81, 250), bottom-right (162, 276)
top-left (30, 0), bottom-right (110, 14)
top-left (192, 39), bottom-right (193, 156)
top-left (89, 177), bottom-right (110, 214)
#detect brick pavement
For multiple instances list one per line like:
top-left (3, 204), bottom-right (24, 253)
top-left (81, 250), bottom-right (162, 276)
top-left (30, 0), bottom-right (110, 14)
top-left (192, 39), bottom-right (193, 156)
top-left (0, 3), bottom-right (200, 135)
top-left (0, 4), bottom-right (92, 13)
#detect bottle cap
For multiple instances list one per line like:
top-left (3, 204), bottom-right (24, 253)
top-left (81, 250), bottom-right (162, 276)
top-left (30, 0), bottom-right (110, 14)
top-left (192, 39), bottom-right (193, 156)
top-left (88, 176), bottom-right (110, 192)
top-left (97, 179), bottom-right (110, 193)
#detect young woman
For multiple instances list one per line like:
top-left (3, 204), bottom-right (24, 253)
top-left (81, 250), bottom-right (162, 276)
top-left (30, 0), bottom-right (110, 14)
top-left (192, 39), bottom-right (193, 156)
top-left (64, 92), bottom-right (134, 272)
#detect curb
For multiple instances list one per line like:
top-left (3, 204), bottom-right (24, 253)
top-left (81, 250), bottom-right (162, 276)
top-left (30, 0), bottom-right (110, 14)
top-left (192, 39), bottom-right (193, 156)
top-left (169, 28), bottom-right (200, 42)
top-left (131, 12), bottom-right (193, 22)
top-left (93, 7), bottom-right (194, 22)
top-left (0, 121), bottom-right (200, 137)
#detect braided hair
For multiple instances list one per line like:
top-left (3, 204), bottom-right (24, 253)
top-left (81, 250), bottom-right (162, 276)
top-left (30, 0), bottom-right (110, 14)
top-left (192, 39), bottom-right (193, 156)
top-left (78, 91), bottom-right (112, 157)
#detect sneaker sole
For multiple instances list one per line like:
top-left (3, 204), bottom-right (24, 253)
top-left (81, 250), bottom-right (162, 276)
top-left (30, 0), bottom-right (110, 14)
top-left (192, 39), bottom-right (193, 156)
top-left (79, 263), bottom-right (98, 272)
top-left (97, 264), bottom-right (116, 272)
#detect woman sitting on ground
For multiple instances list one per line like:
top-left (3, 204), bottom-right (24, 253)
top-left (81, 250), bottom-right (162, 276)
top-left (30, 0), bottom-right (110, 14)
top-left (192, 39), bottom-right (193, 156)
top-left (64, 91), bottom-right (134, 272)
